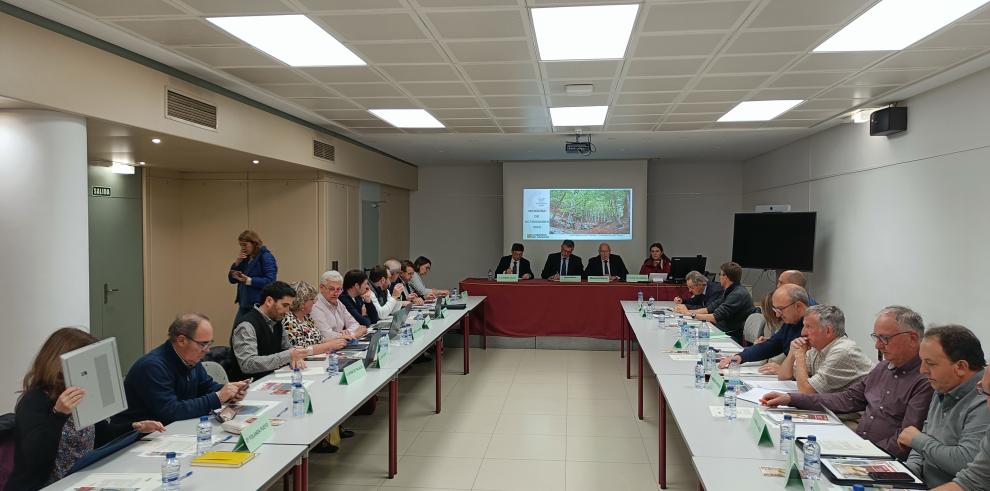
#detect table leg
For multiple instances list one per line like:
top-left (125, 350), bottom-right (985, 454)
top-left (660, 388), bottom-right (667, 489)
top-left (463, 314), bottom-right (471, 375)
top-left (283, 474), bottom-right (290, 491)
top-left (638, 346), bottom-right (644, 420)
top-left (480, 305), bottom-right (487, 350)
top-left (435, 338), bottom-right (443, 414)
top-left (620, 317), bottom-right (625, 359)
top-left (389, 378), bottom-right (398, 478)
top-left (626, 327), bottom-right (632, 379)
top-left (293, 462), bottom-right (303, 491)
top-left (302, 456), bottom-right (309, 490)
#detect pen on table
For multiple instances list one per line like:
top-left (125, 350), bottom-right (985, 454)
top-left (179, 471), bottom-right (194, 481)
top-left (276, 406), bottom-right (288, 418)
top-left (218, 434), bottom-right (234, 444)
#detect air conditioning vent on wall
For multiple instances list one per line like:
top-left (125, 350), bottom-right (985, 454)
top-left (166, 89), bottom-right (217, 130)
top-left (313, 140), bottom-right (335, 161)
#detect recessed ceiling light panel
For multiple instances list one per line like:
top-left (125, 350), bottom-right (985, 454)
top-left (549, 106), bottom-right (609, 126)
top-left (814, 0), bottom-right (990, 52)
top-left (532, 4), bottom-right (639, 61)
top-left (208, 15), bottom-right (365, 67)
top-left (369, 109), bottom-right (445, 128)
top-left (110, 163), bottom-right (135, 175)
top-left (718, 100), bottom-right (803, 122)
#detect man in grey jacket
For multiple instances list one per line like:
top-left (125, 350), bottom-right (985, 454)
top-left (903, 325), bottom-right (989, 488)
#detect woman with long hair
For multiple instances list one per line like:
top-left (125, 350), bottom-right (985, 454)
top-left (6, 328), bottom-right (163, 490)
top-left (228, 230), bottom-right (278, 322)
top-left (639, 242), bottom-right (672, 275)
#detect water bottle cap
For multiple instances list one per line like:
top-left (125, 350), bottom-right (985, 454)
top-left (293, 367), bottom-right (300, 372)
top-left (294, 382), bottom-right (302, 387)
top-left (852, 485), bottom-right (865, 491)
top-left (807, 435), bottom-right (816, 441)
top-left (696, 360), bottom-right (703, 365)
top-left (783, 415), bottom-right (792, 421)
top-left (165, 451), bottom-right (176, 459)
top-left (200, 415), bottom-right (209, 422)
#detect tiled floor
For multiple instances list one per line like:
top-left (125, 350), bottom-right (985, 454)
top-left (298, 348), bottom-right (698, 491)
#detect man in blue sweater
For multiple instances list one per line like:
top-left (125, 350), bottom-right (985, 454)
top-left (119, 313), bottom-right (248, 425)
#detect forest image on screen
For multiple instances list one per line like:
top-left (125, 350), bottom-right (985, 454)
top-left (523, 188), bottom-right (632, 240)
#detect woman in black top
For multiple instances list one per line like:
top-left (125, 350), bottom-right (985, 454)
top-left (6, 328), bottom-right (164, 491)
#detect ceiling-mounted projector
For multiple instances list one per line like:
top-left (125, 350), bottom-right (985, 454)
top-left (564, 133), bottom-right (595, 156)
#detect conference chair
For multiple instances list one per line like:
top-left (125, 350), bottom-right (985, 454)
top-left (202, 361), bottom-right (230, 385)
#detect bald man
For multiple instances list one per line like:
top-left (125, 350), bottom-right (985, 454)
top-left (719, 282), bottom-right (817, 374)
top-left (585, 243), bottom-right (628, 280)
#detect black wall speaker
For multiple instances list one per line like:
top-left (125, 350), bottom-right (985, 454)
top-left (869, 107), bottom-right (908, 136)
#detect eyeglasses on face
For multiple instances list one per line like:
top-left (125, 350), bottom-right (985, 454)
top-left (771, 301), bottom-right (797, 315)
top-left (870, 331), bottom-right (911, 345)
top-left (188, 337), bottom-right (213, 350)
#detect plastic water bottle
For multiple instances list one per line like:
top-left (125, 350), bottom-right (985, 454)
top-left (680, 320), bottom-right (689, 341)
top-left (451, 288), bottom-right (458, 300)
top-left (401, 324), bottom-right (413, 345)
top-left (291, 367), bottom-right (302, 386)
top-left (688, 325), bottom-right (699, 354)
top-left (326, 352), bottom-right (339, 377)
top-left (724, 380), bottom-right (738, 421)
top-left (292, 382), bottom-right (306, 418)
top-left (780, 415), bottom-right (795, 456)
top-left (488, 269), bottom-right (495, 281)
top-left (647, 297), bottom-right (655, 309)
top-left (694, 361), bottom-right (705, 389)
top-left (637, 291), bottom-right (643, 308)
top-left (803, 435), bottom-right (821, 480)
top-left (705, 348), bottom-right (717, 376)
top-left (196, 415), bottom-right (212, 456)
top-left (727, 360), bottom-right (741, 385)
top-left (698, 322), bottom-right (710, 353)
top-left (161, 452), bottom-right (180, 491)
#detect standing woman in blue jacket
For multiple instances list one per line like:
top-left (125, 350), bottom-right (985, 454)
top-left (228, 230), bottom-right (278, 322)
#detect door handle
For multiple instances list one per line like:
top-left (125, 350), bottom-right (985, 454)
top-left (103, 283), bottom-right (120, 304)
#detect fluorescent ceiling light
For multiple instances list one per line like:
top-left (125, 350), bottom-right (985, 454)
top-left (532, 4), bottom-right (639, 61)
top-left (110, 163), bottom-right (135, 175)
top-left (369, 109), bottom-right (444, 128)
top-left (718, 100), bottom-right (803, 122)
top-left (207, 15), bottom-right (364, 66)
top-left (549, 106), bottom-right (609, 126)
top-left (814, 0), bottom-right (990, 52)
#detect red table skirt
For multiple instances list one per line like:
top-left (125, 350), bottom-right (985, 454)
top-left (458, 278), bottom-right (689, 340)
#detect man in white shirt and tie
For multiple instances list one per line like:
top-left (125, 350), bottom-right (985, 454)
top-left (495, 243), bottom-right (533, 279)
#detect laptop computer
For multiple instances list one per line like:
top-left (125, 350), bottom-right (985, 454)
top-left (339, 331), bottom-right (381, 370)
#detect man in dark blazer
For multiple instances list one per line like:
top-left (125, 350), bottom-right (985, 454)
top-left (339, 269), bottom-right (380, 326)
top-left (541, 239), bottom-right (584, 280)
top-left (495, 242), bottom-right (534, 279)
top-left (584, 242), bottom-right (628, 281)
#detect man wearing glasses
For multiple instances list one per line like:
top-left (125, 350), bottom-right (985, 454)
top-left (119, 313), bottom-right (250, 425)
top-left (899, 325), bottom-right (989, 488)
top-left (312, 270), bottom-right (367, 340)
top-left (761, 306), bottom-right (932, 459)
top-left (718, 283), bottom-right (814, 373)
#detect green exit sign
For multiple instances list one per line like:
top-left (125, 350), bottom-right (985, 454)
top-left (92, 186), bottom-right (111, 197)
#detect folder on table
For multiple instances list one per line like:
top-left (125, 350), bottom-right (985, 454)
top-left (191, 450), bottom-right (257, 468)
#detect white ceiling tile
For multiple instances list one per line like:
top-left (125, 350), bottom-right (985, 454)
top-left (60, 0), bottom-right (184, 16)
top-left (472, 81), bottom-right (544, 95)
top-left (400, 82), bottom-right (474, 97)
top-left (615, 93), bottom-right (679, 105)
top-left (259, 84), bottom-right (338, 97)
top-left (350, 43), bottom-right (446, 64)
top-left (546, 79), bottom-right (614, 94)
top-left (819, 85), bottom-right (898, 99)
top-left (621, 77), bottom-right (692, 92)
top-left (113, 19), bottom-right (237, 45)
top-left (416, 0), bottom-right (519, 7)
top-left (877, 49), bottom-right (985, 69)
top-left (222, 67), bottom-right (307, 84)
top-left (664, 113), bottom-right (722, 123)
top-left (611, 104), bottom-right (671, 116)
top-left (484, 95), bottom-right (545, 107)
top-left (708, 54), bottom-right (799, 74)
top-left (444, 118), bottom-right (497, 127)
top-left (300, 67), bottom-right (386, 83)
top-left (768, 72), bottom-right (851, 88)
top-left (351, 97), bottom-right (421, 108)
top-left (916, 24), bottom-right (990, 48)
top-left (290, 98), bottom-right (362, 110)
top-left (462, 63), bottom-right (539, 81)
top-left (453, 127), bottom-right (501, 133)
top-left (673, 102), bottom-right (738, 113)
top-left (711, 121), bottom-right (765, 129)
top-left (748, 0), bottom-right (871, 28)
top-left (381, 64), bottom-right (462, 82)
top-left (402, 128), bottom-right (452, 134)
top-left (846, 69), bottom-right (935, 86)
top-left (607, 114), bottom-right (660, 124)
top-left (177, 0), bottom-right (293, 15)
top-left (607, 123), bottom-right (657, 131)
top-left (176, 46), bottom-right (280, 67)
top-left (311, 109), bottom-right (375, 119)
top-left (780, 109), bottom-right (839, 120)
top-left (446, 40), bottom-right (533, 62)
top-left (426, 10), bottom-right (526, 39)
top-left (625, 58), bottom-right (706, 77)
top-left (763, 119), bottom-right (816, 128)
top-left (298, 0), bottom-right (405, 9)
top-left (790, 52), bottom-right (889, 72)
top-left (336, 118), bottom-right (394, 128)
top-left (682, 90), bottom-right (749, 103)
top-left (317, 13), bottom-right (427, 41)
top-left (642, 1), bottom-right (752, 32)
top-left (964, 4), bottom-right (990, 21)
top-left (350, 128), bottom-right (407, 134)
top-left (752, 87), bottom-right (824, 99)
top-left (634, 33), bottom-right (727, 57)
top-left (328, 83), bottom-right (405, 97)
top-left (502, 126), bottom-right (549, 133)
top-left (793, 99), bottom-right (862, 111)
top-left (497, 117), bottom-right (548, 126)
top-left (724, 29), bottom-right (831, 54)
top-left (420, 97), bottom-right (483, 108)
top-left (548, 94), bottom-right (611, 106)
top-left (429, 108), bottom-right (490, 118)
top-left (658, 122), bottom-right (710, 131)
top-left (694, 74), bottom-right (770, 91)
top-left (543, 60), bottom-right (621, 80)
top-left (490, 107), bottom-right (548, 119)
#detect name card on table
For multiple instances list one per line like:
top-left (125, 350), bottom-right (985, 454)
top-left (496, 274), bottom-right (518, 282)
top-left (233, 416), bottom-right (272, 453)
top-left (559, 275), bottom-right (581, 282)
top-left (440, 307), bottom-right (448, 319)
top-left (748, 410), bottom-right (774, 447)
top-left (626, 274), bottom-right (649, 282)
top-left (461, 291), bottom-right (469, 298)
top-left (783, 441), bottom-right (804, 489)
top-left (706, 371), bottom-right (727, 397)
top-left (340, 360), bottom-right (367, 385)
top-left (587, 275), bottom-right (610, 283)
top-left (672, 338), bottom-right (683, 349)
top-left (414, 320), bottom-right (426, 339)
top-left (376, 340), bottom-right (390, 368)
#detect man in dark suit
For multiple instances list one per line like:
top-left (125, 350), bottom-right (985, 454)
top-left (495, 242), bottom-right (534, 279)
top-left (541, 239), bottom-right (584, 280)
top-left (339, 269), bottom-right (380, 326)
top-left (584, 242), bottom-right (628, 281)
top-left (686, 262), bottom-right (755, 344)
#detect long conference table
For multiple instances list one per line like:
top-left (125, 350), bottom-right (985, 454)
top-left (623, 300), bottom-right (879, 490)
top-left (46, 296), bottom-right (486, 491)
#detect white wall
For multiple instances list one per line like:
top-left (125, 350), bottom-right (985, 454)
top-left (0, 110), bottom-right (89, 410)
top-left (410, 165), bottom-right (503, 290)
top-left (743, 65), bottom-right (990, 352)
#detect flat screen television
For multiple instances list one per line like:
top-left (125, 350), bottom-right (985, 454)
top-left (731, 212), bottom-right (816, 271)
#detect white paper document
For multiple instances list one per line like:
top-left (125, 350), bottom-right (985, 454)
top-left (736, 387), bottom-right (776, 405)
top-left (131, 434), bottom-right (224, 458)
top-left (709, 406), bottom-right (754, 419)
top-left (742, 379), bottom-right (798, 391)
top-left (272, 367), bottom-right (325, 377)
top-left (251, 379), bottom-right (314, 394)
top-left (668, 354), bottom-right (701, 362)
top-left (64, 473), bottom-right (161, 491)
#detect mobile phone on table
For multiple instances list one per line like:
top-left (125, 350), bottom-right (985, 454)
top-left (867, 471), bottom-right (914, 482)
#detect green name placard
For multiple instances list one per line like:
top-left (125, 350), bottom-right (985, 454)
top-left (496, 274), bottom-right (518, 282)
top-left (340, 361), bottom-right (367, 385)
top-left (376, 341), bottom-right (390, 368)
top-left (707, 371), bottom-right (727, 397)
top-left (748, 410), bottom-right (773, 446)
top-left (626, 274), bottom-right (649, 282)
top-left (460, 291), bottom-right (468, 298)
top-left (673, 338), bottom-right (683, 349)
top-left (783, 442), bottom-right (804, 488)
top-left (587, 275), bottom-right (610, 283)
top-left (559, 275), bottom-right (581, 282)
top-left (304, 388), bottom-right (314, 414)
top-left (233, 415), bottom-right (272, 453)
top-left (440, 307), bottom-right (448, 319)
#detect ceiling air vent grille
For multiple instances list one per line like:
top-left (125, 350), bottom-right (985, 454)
top-left (313, 140), bottom-right (335, 161)
top-left (166, 89), bottom-right (217, 130)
